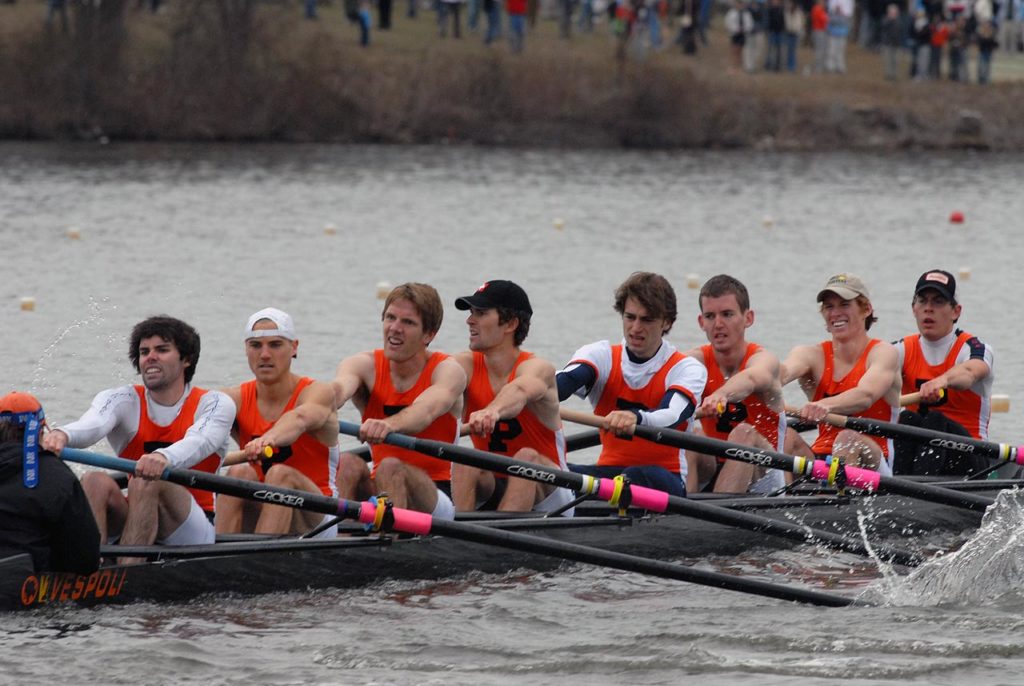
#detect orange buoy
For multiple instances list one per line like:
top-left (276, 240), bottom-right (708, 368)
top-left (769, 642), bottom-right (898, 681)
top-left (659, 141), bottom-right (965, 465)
top-left (949, 211), bottom-right (965, 223)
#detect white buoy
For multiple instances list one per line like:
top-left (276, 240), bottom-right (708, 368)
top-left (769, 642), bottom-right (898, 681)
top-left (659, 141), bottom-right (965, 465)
top-left (20, 297), bottom-right (36, 312)
top-left (992, 394), bottom-right (1010, 413)
top-left (958, 267), bottom-right (971, 280)
top-left (375, 281), bottom-right (393, 300)
top-left (553, 218), bottom-right (565, 231)
top-left (67, 227), bottom-right (81, 240)
top-left (762, 215), bottom-right (774, 228)
top-left (324, 223), bottom-right (337, 236)
top-left (686, 274), bottom-right (700, 289)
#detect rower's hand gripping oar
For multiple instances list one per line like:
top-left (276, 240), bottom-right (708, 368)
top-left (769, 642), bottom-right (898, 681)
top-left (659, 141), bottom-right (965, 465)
top-left (339, 421), bottom-right (923, 567)
top-left (59, 448), bottom-right (861, 608)
top-left (560, 408), bottom-right (994, 513)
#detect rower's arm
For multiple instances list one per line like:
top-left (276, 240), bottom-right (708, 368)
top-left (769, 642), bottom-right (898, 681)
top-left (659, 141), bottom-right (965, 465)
top-left (158, 391), bottom-right (237, 469)
top-left (697, 349), bottom-right (780, 418)
top-left (42, 387), bottom-right (135, 452)
top-left (612, 357), bottom-right (705, 433)
top-left (332, 352), bottom-right (374, 409)
top-left (555, 363), bottom-right (597, 401)
top-left (245, 382), bottom-right (338, 458)
top-left (780, 345), bottom-right (815, 387)
top-left (383, 357), bottom-right (467, 436)
top-left (919, 358), bottom-right (990, 403)
top-left (817, 342), bottom-right (899, 416)
top-left (468, 357), bottom-right (556, 435)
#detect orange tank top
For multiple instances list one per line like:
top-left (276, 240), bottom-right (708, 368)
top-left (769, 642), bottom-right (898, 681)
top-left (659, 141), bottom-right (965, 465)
top-left (122, 385), bottom-right (221, 513)
top-left (594, 345), bottom-right (689, 473)
top-left (235, 377), bottom-right (336, 496)
top-left (811, 340), bottom-right (895, 456)
top-left (464, 351), bottom-right (566, 475)
top-left (698, 343), bottom-right (784, 450)
top-left (900, 332), bottom-right (987, 440)
top-left (364, 350), bottom-right (459, 481)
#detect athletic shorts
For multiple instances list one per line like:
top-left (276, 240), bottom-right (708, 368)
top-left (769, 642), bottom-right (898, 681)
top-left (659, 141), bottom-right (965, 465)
top-left (477, 478), bottom-right (575, 517)
top-left (432, 487), bottom-right (455, 520)
top-left (160, 495), bottom-right (216, 545)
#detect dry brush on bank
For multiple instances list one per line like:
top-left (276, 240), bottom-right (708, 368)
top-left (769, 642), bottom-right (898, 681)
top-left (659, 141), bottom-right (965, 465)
top-left (1, 0), bottom-right (1022, 149)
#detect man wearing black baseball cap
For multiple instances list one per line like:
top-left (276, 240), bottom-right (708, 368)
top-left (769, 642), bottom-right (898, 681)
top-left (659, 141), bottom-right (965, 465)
top-left (452, 280), bottom-right (575, 515)
top-left (892, 269), bottom-right (994, 476)
top-left (454, 280), bottom-right (533, 315)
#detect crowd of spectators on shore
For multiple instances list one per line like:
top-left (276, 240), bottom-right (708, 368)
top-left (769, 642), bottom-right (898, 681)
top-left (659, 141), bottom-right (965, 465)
top-left (723, 0), bottom-right (1019, 82)
top-left (29, 0), bottom-right (1022, 83)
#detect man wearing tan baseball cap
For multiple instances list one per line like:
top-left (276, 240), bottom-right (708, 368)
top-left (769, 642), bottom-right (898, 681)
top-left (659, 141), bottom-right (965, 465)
top-left (781, 273), bottom-right (901, 475)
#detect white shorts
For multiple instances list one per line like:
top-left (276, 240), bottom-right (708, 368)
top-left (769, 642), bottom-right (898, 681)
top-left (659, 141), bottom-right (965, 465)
top-left (160, 495), bottom-right (216, 546)
top-left (534, 486), bottom-right (575, 517)
top-left (749, 468), bottom-right (786, 495)
top-left (431, 488), bottom-right (455, 521)
top-left (308, 514), bottom-right (339, 539)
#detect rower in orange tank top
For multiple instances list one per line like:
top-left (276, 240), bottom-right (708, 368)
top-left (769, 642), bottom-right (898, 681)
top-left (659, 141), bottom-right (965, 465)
top-left (122, 385), bottom-right (221, 514)
top-left (218, 308), bottom-right (341, 537)
top-left (783, 273), bottom-right (901, 477)
top-left (810, 340), bottom-right (896, 456)
top-left (236, 377), bottom-right (337, 496)
top-left (698, 343), bottom-right (783, 448)
top-left (363, 349), bottom-right (459, 481)
top-left (453, 279), bottom-right (575, 515)
top-left (332, 283), bottom-right (466, 519)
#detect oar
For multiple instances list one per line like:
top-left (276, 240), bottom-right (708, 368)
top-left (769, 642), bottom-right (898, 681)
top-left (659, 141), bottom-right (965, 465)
top-left (338, 421), bottom-right (922, 566)
top-left (560, 409), bottom-right (994, 513)
top-left (901, 391), bottom-right (1009, 412)
top-left (223, 428), bottom-right (603, 468)
top-left (811, 408), bottom-right (1024, 470)
top-left (60, 449), bottom-right (859, 607)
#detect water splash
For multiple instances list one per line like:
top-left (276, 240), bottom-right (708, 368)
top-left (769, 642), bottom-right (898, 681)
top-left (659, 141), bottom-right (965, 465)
top-left (30, 297), bottom-right (116, 393)
top-left (862, 488), bottom-right (1024, 607)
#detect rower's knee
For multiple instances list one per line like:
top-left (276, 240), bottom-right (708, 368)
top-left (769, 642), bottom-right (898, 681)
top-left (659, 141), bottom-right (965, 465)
top-left (226, 463), bottom-right (257, 480)
top-left (727, 423), bottom-right (758, 445)
top-left (510, 447), bottom-right (552, 466)
top-left (373, 457), bottom-right (406, 485)
top-left (125, 475), bottom-right (160, 498)
top-left (81, 470), bottom-right (117, 497)
top-left (336, 452), bottom-right (370, 493)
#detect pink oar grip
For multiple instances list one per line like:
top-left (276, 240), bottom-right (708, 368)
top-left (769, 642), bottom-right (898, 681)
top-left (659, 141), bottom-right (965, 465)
top-left (595, 479), bottom-right (670, 512)
top-left (357, 501), bottom-right (434, 535)
top-left (626, 485), bottom-right (670, 512)
top-left (809, 460), bottom-right (882, 491)
top-left (1016, 447), bottom-right (1024, 466)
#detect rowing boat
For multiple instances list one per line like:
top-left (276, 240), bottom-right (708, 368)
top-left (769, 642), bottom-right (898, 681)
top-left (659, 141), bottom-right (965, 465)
top-left (1, 479), bottom-right (1002, 612)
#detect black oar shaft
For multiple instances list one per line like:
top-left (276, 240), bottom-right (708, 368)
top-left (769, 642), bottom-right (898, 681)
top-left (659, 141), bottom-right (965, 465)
top-left (838, 414), bottom-right (1021, 464)
top-left (427, 519), bottom-right (857, 607)
top-left (636, 424), bottom-right (994, 512)
top-left (61, 449), bottom-right (858, 607)
top-left (341, 422), bottom-right (922, 566)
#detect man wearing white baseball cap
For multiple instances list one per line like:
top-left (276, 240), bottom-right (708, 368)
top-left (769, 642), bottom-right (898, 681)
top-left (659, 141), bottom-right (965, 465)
top-left (892, 270), bottom-right (994, 476)
top-left (217, 308), bottom-right (340, 536)
top-left (782, 273), bottom-right (901, 475)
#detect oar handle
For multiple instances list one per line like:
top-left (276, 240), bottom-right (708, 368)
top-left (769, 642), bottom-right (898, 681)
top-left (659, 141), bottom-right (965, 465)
top-left (559, 408), bottom-right (607, 430)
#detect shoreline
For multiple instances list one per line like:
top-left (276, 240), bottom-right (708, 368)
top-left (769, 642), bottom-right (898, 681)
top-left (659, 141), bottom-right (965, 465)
top-left (2, 2), bottom-right (1023, 151)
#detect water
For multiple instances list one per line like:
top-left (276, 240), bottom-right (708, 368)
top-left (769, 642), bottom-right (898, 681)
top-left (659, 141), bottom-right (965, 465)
top-left (2, 143), bottom-right (1024, 684)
